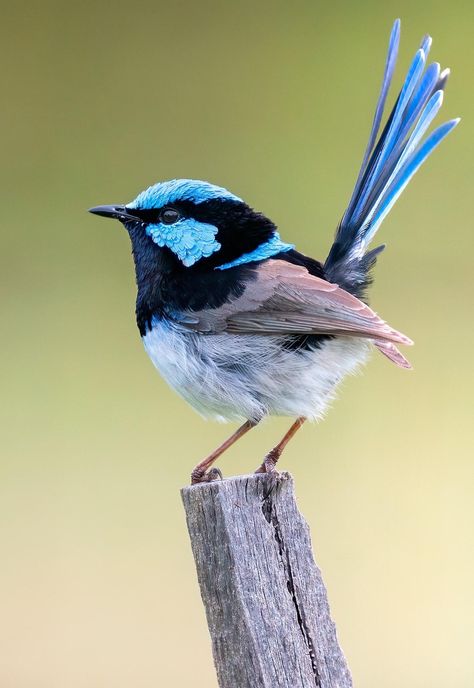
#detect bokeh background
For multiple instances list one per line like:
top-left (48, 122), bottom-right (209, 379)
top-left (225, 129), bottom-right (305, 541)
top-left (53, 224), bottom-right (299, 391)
top-left (1, 0), bottom-right (473, 686)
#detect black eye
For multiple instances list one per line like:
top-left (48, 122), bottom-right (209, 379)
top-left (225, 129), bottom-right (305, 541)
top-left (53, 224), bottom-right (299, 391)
top-left (160, 207), bottom-right (181, 225)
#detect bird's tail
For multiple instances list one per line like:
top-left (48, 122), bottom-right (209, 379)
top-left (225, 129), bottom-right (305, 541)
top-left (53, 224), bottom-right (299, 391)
top-left (324, 19), bottom-right (459, 297)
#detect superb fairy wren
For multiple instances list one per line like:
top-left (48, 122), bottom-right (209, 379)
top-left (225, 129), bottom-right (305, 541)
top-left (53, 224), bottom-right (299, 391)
top-left (90, 20), bottom-right (458, 483)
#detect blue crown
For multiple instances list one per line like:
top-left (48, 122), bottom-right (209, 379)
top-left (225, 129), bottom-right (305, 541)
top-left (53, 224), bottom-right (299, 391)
top-left (128, 179), bottom-right (242, 209)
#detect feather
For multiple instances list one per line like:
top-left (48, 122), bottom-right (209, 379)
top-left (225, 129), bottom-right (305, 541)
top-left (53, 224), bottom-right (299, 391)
top-left (362, 90), bottom-right (445, 240)
top-left (350, 47), bottom-right (427, 227)
top-left (175, 260), bottom-right (412, 354)
top-left (435, 67), bottom-right (450, 92)
top-left (362, 118), bottom-right (459, 242)
top-left (374, 340), bottom-right (412, 369)
top-left (359, 62), bottom-right (441, 217)
top-left (325, 19), bottom-right (459, 291)
top-left (342, 18), bottom-right (401, 227)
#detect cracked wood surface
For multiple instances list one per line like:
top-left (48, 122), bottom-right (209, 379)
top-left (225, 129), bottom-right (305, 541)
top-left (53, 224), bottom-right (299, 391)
top-left (181, 472), bottom-right (352, 688)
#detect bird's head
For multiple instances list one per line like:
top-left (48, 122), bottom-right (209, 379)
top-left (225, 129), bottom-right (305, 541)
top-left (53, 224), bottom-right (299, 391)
top-left (89, 179), bottom-right (293, 272)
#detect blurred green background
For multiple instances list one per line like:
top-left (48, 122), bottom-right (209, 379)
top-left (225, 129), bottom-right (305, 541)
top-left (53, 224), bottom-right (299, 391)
top-left (1, 0), bottom-right (473, 685)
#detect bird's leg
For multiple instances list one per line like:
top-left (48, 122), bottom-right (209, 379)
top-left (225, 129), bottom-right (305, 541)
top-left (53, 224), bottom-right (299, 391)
top-left (255, 417), bottom-right (306, 474)
top-left (191, 419), bottom-right (258, 484)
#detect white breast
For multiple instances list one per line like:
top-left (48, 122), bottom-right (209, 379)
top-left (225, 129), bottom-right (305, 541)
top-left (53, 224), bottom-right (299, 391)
top-left (142, 319), bottom-right (371, 422)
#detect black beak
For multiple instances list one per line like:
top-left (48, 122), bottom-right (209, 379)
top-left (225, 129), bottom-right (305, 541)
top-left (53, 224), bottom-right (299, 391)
top-left (88, 205), bottom-right (140, 222)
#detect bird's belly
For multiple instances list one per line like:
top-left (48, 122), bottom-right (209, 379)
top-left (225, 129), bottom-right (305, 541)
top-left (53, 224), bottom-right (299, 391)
top-left (142, 320), bottom-right (371, 422)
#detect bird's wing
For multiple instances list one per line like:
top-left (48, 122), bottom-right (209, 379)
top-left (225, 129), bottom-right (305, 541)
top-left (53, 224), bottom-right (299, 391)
top-left (180, 259), bottom-right (412, 349)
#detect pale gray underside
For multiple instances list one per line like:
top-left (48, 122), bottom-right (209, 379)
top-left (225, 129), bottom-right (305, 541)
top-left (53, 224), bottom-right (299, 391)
top-left (143, 322), bottom-right (371, 422)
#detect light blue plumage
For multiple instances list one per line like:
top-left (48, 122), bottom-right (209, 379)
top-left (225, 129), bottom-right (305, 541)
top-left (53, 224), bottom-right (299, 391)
top-left (146, 218), bottom-right (221, 267)
top-left (128, 178), bottom-right (242, 210)
top-left (216, 233), bottom-right (294, 270)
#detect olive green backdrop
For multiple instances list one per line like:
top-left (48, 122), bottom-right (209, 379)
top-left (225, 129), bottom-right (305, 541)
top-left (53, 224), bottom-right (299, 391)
top-left (1, 1), bottom-right (473, 686)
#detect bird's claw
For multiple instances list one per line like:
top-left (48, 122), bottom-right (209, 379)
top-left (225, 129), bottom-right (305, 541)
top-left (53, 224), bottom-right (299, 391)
top-left (207, 467), bottom-right (223, 482)
top-left (191, 466), bottom-right (223, 485)
top-left (254, 448), bottom-right (280, 475)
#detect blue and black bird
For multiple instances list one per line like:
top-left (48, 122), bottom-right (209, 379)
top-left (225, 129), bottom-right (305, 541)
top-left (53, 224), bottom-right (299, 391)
top-left (90, 20), bottom-right (458, 483)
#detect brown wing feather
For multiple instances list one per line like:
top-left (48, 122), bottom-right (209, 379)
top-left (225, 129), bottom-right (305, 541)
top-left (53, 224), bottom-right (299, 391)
top-left (225, 260), bottom-right (412, 346)
top-left (181, 260), bottom-right (412, 350)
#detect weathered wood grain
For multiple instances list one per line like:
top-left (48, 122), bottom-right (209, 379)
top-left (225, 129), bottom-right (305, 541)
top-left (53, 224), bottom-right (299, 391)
top-left (181, 472), bottom-right (352, 688)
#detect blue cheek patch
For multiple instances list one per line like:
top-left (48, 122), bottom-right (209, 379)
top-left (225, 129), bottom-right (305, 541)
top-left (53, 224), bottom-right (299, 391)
top-left (146, 218), bottom-right (221, 267)
top-left (215, 233), bottom-right (294, 270)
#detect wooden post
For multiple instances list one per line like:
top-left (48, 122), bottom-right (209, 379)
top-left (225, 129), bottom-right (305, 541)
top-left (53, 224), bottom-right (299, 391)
top-left (181, 472), bottom-right (352, 688)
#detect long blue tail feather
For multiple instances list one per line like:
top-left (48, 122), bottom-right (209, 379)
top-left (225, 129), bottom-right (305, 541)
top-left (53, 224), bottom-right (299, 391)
top-left (342, 19), bottom-right (401, 227)
top-left (350, 47), bottom-right (427, 224)
top-left (375, 61), bottom-right (441, 189)
top-left (325, 19), bottom-right (459, 294)
top-left (363, 117), bottom-right (459, 244)
top-left (363, 88), bottom-right (444, 231)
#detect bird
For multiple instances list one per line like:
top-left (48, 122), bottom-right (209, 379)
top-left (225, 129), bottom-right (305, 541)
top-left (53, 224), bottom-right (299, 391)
top-left (89, 19), bottom-right (458, 484)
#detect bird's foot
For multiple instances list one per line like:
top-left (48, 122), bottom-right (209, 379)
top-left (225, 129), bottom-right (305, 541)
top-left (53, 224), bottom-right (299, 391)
top-left (254, 448), bottom-right (281, 475)
top-left (191, 466), bottom-right (223, 485)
